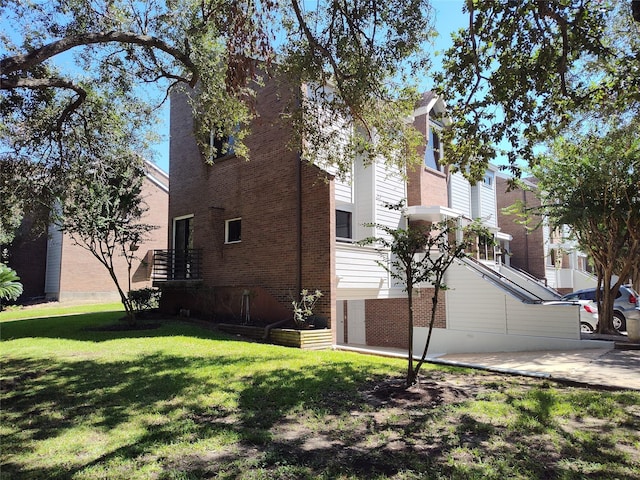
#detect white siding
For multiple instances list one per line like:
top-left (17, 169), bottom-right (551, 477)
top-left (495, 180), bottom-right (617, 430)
top-left (335, 243), bottom-right (406, 300)
top-left (446, 260), bottom-right (579, 339)
top-left (334, 170), bottom-right (353, 204)
top-left (447, 261), bottom-right (508, 333)
top-left (336, 244), bottom-right (389, 289)
top-left (504, 301), bottom-right (578, 337)
top-left (353, 158), bottom-right (375, 241)
top-left (373, 161), bottom-right (405, 240)
top-left (480, 181), bottom-right (498, 228)
top-left (497, 265), bottom-right (559, 300)
top-left (573, 270), bottom-right (597, 291)
top-left (449, 172), bottom-right (472, 217)
top-left (470, 173), bottom-right (498, 228)
top-left (44, 225), bottom-right (63, 298)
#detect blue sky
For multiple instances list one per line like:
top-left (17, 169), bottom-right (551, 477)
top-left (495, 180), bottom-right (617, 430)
top-left (151, 0), bottom-right (468, 173)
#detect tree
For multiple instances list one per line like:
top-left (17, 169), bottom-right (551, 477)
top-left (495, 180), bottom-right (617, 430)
top-left (436, 0), bottom-right (640, 181)
top-left (1, 0), bottom-right (434, 237)
top-left (53, 94), bottom-right (157, 324)
top-left (361, 202), bottom-right (468, 386)
top-left (531, 119), bottom-right (640, 334)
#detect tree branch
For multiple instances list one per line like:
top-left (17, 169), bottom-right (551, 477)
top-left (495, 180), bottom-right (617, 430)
top-left (0, 31), bottom-right (198, 87)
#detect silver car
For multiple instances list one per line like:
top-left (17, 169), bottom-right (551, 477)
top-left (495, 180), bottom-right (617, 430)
top-left (561, 285), bottom-right (640, 333)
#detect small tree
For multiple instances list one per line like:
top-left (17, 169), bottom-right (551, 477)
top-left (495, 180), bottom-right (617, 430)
top-left (57, 154), bottom-right (156, 325)
top-left (532, 119), bottom-right (640, 334)
top-left (360, 202), bottom-right (469, 386)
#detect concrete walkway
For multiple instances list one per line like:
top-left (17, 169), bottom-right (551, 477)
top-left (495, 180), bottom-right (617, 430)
top-left (434, 347), bottom-right (640, 391)
top-left (337, 339), bottom-right (640, 391)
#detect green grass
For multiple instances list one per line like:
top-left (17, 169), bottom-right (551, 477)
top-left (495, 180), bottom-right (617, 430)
top-left (2, 305), bottom-right (639, 479)
top-left (0, 302), bottom-right (123, 321)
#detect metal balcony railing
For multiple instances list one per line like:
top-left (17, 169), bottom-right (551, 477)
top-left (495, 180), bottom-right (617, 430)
top-left (152, 249), bottom-right (203, 282)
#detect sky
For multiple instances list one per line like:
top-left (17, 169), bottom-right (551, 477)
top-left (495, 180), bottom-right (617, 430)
top-left (150, 0), bottom-right (469, 173)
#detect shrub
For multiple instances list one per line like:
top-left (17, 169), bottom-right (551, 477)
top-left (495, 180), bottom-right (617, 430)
top-left (128, 287), bottom-right (161, 313)
top-left (291, 289), bottom-right (323, 328)
top-left (0, 263), bottom-right (23, 310)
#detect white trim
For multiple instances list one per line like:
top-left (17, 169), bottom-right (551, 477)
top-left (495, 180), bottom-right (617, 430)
top-left (406, 205), bottom-right (465, 223)
top-left (172, 214), bottom-right (194, 249)
top-left (225, 217), bottom-right (242, 244)
top-left (146, 173), bottom-right (169, 193)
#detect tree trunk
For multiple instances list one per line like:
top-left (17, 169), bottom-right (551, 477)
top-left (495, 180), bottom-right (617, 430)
top-left (598, 267), bottom-right (618, 334)
top-left (406, 283), bottom-right (416, 386)
top-left (414, 284), bottom-right (440, 379)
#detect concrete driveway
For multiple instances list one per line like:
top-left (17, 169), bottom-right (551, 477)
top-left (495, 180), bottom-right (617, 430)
top-left (434, 347), bottom-right (640, 391)
top-left (339, 336), bottom-right (640, 391)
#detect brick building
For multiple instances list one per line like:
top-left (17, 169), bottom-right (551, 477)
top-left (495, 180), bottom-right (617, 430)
top-left (6, 161), bottom-right (169, 304)
top-left (495, 175), bottom-right (596, 295)
top-left (495, 176), bottom-right (546, 280)
top-left (160, 82), bottom-right (595, 355)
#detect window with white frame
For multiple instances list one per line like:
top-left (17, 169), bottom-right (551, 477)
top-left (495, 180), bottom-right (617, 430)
top-left (225, 218), bottom-right (241, 243)
top-left (483, 171), bottom-right (494, 187)
top-left (336, 209), bottom-right (352, 241)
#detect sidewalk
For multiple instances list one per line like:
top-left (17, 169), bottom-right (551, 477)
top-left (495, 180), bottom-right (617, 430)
top-left (337, 341), bottom-right (640, 391)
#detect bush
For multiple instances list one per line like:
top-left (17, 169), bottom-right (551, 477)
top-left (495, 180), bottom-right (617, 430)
top-left (0, 263), bottom-right (23, 310)
top-left (128, 288), bottom-right (161, 313)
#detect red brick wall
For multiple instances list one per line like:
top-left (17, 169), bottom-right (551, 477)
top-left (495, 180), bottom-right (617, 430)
top-left (406, 112), bottom-right (448, 208)
top-left (496, 177), bottom-right (546, 280)
top-left (57, 171), bottom-right (169, 302)
top-left (167, 78), bottom-right (334, 326)
top-left (301, 165), bottom-right (335, 329)
top-left (364, 288), bottom-right (446, 348)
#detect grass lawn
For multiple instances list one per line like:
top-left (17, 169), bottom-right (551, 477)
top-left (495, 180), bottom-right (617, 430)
top-left (1, 305), bottom-right (639, 479)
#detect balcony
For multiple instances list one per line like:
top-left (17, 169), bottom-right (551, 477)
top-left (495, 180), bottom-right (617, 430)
top-left (152, 249), bottom-right (203, 284)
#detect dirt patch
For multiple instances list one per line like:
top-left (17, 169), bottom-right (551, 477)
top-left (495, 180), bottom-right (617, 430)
top-left (363, 376), bottom-right (474, 408)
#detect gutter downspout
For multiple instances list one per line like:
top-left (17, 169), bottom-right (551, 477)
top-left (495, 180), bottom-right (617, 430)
top-left (297, 151), bottom-right (303, 295)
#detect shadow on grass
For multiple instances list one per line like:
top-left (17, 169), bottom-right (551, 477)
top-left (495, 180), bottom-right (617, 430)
top-left (3, 314), bottom-right (640, 479)
top-left (0, 312), bottom-right (233, 343)
top-left (0, 347), bottom-right (400, 479)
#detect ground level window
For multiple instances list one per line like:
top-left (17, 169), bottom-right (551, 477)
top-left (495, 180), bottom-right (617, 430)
top-left (225, 218), bottom-right (241, 243)
top-left (336, 210), bottom-right (352, 240)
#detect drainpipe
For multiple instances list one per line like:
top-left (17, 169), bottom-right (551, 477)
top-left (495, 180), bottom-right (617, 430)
top-left (296, 88), bottom-right (303, 295)
top-left (297, 150), bottom-right (303, 295)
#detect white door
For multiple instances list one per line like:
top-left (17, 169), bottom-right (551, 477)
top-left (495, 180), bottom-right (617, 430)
top-left (347, 300), bottom-right (366, 345)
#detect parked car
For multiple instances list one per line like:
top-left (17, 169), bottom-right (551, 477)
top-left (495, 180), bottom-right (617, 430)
top-left (560, 285), bottom-right (640, 333)
top-left (543, 300), bottom-right (599, 333)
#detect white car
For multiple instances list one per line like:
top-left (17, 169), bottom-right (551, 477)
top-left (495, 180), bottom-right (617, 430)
top-left (543, 300), bottom-right (599, 333)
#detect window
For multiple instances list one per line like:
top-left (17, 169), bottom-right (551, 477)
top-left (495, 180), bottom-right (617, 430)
top-left (336, 210), bottom-right (352, 240)
top-left (483, 172), bottom-right (494, 187)
top-left (225, 218), bottom-right (241, 243)
top-left (174, 216), bottom-right (193, 251)
top-left (172, 215), bottom-right (194, 280)
top-left (208, 129), bottom-right (236, 162)
top-left (425, 121), bottom-right (443, 171)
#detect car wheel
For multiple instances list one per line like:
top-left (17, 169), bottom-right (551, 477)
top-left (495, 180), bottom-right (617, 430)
top-left (612, 311), bottom-right (626, 333)
top-left (580, 322), bottom-right (594, 333)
